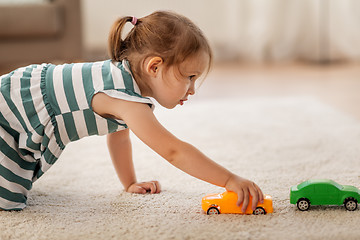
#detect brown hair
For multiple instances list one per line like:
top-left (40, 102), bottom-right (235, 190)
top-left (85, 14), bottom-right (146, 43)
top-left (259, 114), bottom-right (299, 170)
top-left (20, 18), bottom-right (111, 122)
top-left (108, 11), bottom-right (212, 82)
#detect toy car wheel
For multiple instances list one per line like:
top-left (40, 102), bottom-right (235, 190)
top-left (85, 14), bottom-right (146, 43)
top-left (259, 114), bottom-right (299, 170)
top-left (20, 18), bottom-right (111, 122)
top-left (344, 198), bottom-right (358, 211)
top-left (253, 207), bottom-right (266, 215)
top-left (207, 207), bottom-right (220, 215)
top-left (297, 198), bottom-right (310, 211)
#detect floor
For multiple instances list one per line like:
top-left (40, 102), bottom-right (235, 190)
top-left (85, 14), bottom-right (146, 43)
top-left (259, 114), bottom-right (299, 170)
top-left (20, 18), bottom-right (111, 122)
top-left (1, 61), bottom-right (359, 240)
top-left (1, 61), bottom-right (360, 120)
top-left (196, 61), bottom-right (360, 121)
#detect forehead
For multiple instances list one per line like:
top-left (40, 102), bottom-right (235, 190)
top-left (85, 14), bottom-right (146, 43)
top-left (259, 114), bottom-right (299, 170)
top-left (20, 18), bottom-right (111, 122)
top-left (179, 51), bottom-right (209, 74)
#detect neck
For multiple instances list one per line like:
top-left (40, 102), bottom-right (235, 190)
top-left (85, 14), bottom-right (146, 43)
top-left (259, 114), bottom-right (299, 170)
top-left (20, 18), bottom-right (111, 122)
top-left (132, 71), bottom-right (153, 97)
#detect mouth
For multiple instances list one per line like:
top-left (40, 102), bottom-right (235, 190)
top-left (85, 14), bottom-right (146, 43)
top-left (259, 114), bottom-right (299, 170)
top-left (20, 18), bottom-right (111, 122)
top-left (179, 99), bottom-right (187, 106)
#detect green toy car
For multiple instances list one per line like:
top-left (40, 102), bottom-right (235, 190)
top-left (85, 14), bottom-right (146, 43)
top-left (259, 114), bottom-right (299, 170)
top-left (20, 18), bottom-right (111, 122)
top-left (290, 179), bottom-right (360, 211)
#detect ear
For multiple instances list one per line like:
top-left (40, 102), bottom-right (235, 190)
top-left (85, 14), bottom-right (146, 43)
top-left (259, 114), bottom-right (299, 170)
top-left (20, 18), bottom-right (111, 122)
top-left (145, 56), bottom-right (163, 77)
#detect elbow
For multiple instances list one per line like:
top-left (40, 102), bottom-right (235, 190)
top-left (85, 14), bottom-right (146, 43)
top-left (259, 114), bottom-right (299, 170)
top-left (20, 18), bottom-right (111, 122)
top-left (162, 140), bottom-right (187, 165)
top-left (163, 148), bottom-right (178, 164)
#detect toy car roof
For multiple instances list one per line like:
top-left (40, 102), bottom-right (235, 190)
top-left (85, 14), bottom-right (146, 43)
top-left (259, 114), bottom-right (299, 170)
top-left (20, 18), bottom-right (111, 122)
top-left (297, 179), bottom-right (343, 189)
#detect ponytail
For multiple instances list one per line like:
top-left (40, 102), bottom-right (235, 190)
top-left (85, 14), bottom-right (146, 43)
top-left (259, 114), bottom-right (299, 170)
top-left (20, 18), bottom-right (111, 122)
top-left (108, 16), bottom-right (137, 61)
top-left (108, 11), bottom-right (212, 79)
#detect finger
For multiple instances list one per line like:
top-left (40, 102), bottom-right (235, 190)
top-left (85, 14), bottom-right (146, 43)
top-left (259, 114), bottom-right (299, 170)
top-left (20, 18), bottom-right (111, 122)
top-left (152, 181), bottom-right (161, 193)
top-left (236, 189), bottom-right (244, 210)
top-left (136, 186), bottom-right (147, 194)
top-left (128, 185), bottom-right (146, 194)
top-left (236, 189), bottom-right (244, 207)
top-left (241, 189), bottom-right (249, 213)
top-left (150, 182), bottom-right (157, 194)
top-left (141, 182), bottom-right (157, 194)
top-left (249, 187), bottom-right (259, 211)
top-left (255, 184), bottom-right (264, 203)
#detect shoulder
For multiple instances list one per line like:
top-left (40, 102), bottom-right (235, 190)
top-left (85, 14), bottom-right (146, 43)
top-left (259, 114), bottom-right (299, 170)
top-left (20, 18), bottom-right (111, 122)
top-left (92, 92), bottom-right (153, 121)
top-left (95, 60), bottom-right (154, 107)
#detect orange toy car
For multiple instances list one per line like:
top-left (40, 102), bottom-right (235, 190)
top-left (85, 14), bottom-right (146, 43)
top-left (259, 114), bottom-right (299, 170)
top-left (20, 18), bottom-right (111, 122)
top-left (202, 191), bottom-right (273, 215)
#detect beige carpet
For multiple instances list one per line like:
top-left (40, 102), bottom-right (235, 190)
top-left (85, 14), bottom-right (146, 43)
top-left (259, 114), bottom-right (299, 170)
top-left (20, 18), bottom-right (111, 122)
top-left (1, 97), bottom-right (360, 240)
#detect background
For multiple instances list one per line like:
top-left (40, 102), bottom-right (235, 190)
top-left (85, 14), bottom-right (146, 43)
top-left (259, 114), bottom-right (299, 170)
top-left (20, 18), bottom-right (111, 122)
top-left (1, 0), bottom-right (359, 119)
top-left (81, 0), bottom-right (360, 63)
top-left (1, 1), bottom-right (360, 239)
top-left (1, 0), bottom-right (360, 63)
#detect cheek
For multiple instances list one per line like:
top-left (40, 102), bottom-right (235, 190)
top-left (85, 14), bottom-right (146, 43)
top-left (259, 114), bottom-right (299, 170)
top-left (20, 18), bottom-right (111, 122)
top-left (178, 82), bottom-right (190, 94)
top-left (168, 78), bottom-right (188, 92)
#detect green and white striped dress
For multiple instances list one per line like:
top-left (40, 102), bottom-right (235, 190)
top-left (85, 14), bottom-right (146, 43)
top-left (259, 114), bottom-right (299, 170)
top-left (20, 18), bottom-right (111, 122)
top-left (0, 59), bottom-right (153, 210)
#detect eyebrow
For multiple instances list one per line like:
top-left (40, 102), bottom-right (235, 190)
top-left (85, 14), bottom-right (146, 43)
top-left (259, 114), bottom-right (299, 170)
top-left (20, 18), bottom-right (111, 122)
top-left (186, 70), bottom-right (201, 75)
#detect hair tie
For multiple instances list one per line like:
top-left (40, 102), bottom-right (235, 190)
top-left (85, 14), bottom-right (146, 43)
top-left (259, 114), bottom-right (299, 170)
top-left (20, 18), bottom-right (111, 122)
top-left (131, 16), bottom-right (138, 26)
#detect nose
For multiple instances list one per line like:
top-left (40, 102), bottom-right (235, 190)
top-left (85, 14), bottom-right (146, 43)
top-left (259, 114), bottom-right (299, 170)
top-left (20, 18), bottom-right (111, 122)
top-left (188, 82), bottom-right (196, 95)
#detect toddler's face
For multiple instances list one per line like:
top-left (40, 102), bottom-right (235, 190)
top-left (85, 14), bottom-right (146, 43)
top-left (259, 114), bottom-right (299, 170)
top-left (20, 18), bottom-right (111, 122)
top-left (152, 51), bottom-right (209, 109)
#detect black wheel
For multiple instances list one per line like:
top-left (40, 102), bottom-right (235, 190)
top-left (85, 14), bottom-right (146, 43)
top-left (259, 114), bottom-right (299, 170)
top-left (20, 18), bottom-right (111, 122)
top-left (253, 207), bottom-right (266, 215)
top-left (207, 207), bottom-right (220, 215)
top-left (344, 197), bottom-right (358, 211)
top-left (297, 198), bottom-right (310, 211)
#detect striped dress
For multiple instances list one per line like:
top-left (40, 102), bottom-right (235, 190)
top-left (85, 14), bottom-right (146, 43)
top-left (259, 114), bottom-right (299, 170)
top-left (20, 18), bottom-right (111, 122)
top-left (0, 59), bottom-right (153, 210)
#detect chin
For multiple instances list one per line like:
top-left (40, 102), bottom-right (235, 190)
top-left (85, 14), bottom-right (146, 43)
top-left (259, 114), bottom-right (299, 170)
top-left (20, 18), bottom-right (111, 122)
top-left (166, 105), bottom-right (177, 109)
top-left (160, 103), bottom-right (177, 109)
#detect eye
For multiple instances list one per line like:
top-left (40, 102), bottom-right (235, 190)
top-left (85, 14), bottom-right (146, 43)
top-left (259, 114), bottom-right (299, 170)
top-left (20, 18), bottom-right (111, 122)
top-left (188, 75), bottom-right (196, 81)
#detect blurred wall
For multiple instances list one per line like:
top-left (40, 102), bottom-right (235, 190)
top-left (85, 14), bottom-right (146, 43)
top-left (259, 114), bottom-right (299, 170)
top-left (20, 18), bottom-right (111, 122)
top-left (82, 0), bottom-right (360, 63)
top-left (0, 0), bottom-right (82, 67)
top-left (81, 0), bottom-right (225, 60)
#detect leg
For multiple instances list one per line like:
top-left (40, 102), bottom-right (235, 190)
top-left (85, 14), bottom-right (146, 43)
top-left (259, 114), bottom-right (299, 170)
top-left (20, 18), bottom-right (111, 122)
top-left (0, 126), bottom-right (34, 211)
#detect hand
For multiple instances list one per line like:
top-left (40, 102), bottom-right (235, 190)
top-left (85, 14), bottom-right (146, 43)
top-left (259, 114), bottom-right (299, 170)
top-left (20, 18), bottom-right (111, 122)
top-left (224, 174), bottom-right (264, 212)
top-left (126, 181), bottom-right (161, 194)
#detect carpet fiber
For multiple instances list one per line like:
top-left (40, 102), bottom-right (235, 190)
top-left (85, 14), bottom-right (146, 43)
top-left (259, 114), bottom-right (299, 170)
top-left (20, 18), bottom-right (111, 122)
top-left (1, 97), bottom-right (360, 240)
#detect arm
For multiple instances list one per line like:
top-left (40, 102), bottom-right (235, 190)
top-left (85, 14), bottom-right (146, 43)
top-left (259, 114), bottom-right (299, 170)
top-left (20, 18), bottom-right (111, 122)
top-left (107, 129), bottom-right (134, 190)
top-left (93, 93), bottom-right (263, 211)
top-left (107, 119), bottom-right (161, 193)
top-left (107, 129), bottom-right (160, 194)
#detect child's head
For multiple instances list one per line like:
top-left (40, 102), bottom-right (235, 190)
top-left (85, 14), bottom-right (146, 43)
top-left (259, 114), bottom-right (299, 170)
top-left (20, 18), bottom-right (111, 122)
top-left (108, 11), bottom-right (212, 92)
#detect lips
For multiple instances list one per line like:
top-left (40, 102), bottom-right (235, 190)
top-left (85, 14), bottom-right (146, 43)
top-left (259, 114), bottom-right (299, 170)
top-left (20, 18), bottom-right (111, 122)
top-left (180, 99), bottom-right (187, 105)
